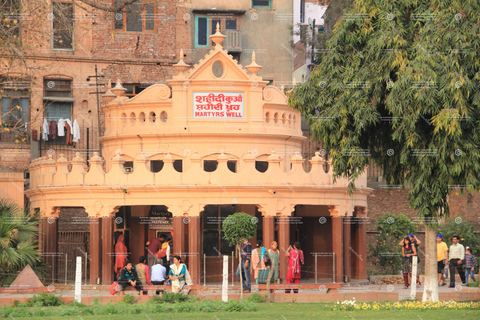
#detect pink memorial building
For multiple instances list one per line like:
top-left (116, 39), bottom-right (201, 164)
top-left (26, 29), bottom-right (371, 286)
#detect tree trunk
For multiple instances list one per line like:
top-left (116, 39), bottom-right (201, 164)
top-left (238, 244), bottom-right (243, 299)
top-left (422, 226), bottom-right (439, 302)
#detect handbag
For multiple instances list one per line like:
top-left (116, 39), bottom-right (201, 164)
top-left (109, 282), bottom-right (120, 295)
top-left (264, 251), bottom-right (272, 267)
top-left (258, 268), bottom-right (275, 284)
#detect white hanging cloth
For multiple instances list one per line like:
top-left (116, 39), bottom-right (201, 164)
top-left (73, 119), bottom-right (80, 143)
top-left (42, 119), bottom-right (49, 141)
top-left (57, 118), bottom-right (66, 136)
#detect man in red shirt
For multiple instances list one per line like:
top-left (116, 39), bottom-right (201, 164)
top-left (146, 234), bottom-right (166, 277)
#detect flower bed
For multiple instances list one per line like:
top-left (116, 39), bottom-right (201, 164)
top-left (332, 299), bottom-right (480, 311)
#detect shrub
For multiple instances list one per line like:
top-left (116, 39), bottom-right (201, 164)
top-left (119, 294), bottom-right (137, 304)
top-left (246, 293), bottom-right (267, 303)
top-left (32, 309), bottom-right (48, 317)
top-left (153, 292), bottom-right (195, 303)
top-left (103, 304), bottom-right (118, 315)
top-left (25, 292), bottom-right (63, 307)
top-left (369, 214), bottom-right (417, 274)
top-left (466, 280), bottom-right (479, 287)
top-left (175, 302), bottom-right (195, 312)
top-left (127, 305), bottom-right (143, 314)
top-left (224, 299), bottom-right (256, 312)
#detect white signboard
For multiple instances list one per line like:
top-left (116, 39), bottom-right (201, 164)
top-left (193, 92), bottom-right (244, 119)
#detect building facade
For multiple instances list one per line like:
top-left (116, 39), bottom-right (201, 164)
top-left (26, 32), bottom-right (371, 286)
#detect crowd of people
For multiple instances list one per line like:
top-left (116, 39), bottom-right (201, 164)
top-left (437, 234), bottom-right (477, 287)
top-left (113, 233), bottom-right (193, 295)
top-left (400, 232), bottom-right (477, 289)
top-left (236, 239), bottom-right (304, 294)
top-left (113, 231), bottom-right (476, 295)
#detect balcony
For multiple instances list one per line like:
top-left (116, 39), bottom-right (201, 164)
top-left (223, 30), bottom-right (242, 52)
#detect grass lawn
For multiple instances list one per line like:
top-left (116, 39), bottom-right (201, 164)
top-left (6, 303), bottom-right (480, 320)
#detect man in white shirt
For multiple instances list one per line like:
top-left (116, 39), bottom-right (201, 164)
top-left (448, 235), bottom-right (466, 287)
top-left (150, 259), bottom-right (167, 295)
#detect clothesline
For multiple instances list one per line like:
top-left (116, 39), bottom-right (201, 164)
top-left (42, 117), bottom-right (81, 144)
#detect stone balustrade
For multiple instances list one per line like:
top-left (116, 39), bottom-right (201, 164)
top-left (28, 151), bottom-right (367, 190)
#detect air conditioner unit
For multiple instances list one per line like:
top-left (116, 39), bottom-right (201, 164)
top-left (125, 167), bottom-right (133, 173)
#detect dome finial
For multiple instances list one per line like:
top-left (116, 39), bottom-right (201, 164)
top-left (246, 50), bottom-right (262, 76)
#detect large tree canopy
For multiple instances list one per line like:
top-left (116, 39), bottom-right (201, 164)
top-left (289, 0), bottom-right (480, 301)
top-left (290, 0), bottom-right (480, 221)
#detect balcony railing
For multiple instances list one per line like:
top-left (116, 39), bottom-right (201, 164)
top-left (224, 30), bottom-right (242, 52)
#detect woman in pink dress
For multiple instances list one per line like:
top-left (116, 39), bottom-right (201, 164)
top-left (285, 241), bottom-right (304, 293)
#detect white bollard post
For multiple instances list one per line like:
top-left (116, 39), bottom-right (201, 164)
top-left (410, 256), bottom-right (418, 299)
top-left (75, 256), bottom-right (82, 303)
top-left (222, 255), bottom-right (228, 302)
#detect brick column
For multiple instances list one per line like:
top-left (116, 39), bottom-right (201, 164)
top-left (44, 217), bottom-right (58, 283)
top-left (332, 216), bottom-right (344, 283)
top-left (343, 217), bottom-right (352, 282)
top-left (188, 216), bottom-right (201, 285)
top-left (101, 217), bottom-right (113, 284)
top-left (89, 217), bottom-right (101, 284)
top-left (277, 216), bottom-right (290, 282)
top-left (262, 216), bottom-right (275, 249)
top-left (355, 212), bottom-right (368, 280)
top-left (173, 216), bottom-right (186, 260)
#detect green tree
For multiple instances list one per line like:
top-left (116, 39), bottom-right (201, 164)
top-left (222, 212), bottom-right (257, 299)
top-left (0, 199), bottom-right (41, 286)
top-left (369, 214), bottom-right (417, 274)
top-left (289, 0), bottom-right (480, 301)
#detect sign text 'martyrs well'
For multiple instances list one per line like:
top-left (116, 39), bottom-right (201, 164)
top-left (193, 92), bottom-right (244, 118)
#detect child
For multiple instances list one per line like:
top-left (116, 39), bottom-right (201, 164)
top-left (465, 247), bottom-right (477, 284)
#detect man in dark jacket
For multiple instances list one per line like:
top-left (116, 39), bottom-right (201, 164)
top-left (118, 261), bottom-right (143, 295)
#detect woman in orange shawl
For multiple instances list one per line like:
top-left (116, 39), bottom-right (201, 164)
top-left (115, 235), bottom-right (128, 280)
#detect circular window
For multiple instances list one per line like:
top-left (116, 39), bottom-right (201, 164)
top-left (149, 112), bottom-right (156, 123)
top-left (282, 113), bottom-right (287, 125)
top-left (160, 111), bottom-right (168, 123)
top-left (212, 60), bottom-right (224, 78)
top-left (265, 112), bottom-right (271, 124)
top-left (121, 113), bottom-right (127, 126)
top-left (129, 112), bottom-right (136, 125)
top-left (274, 112), bottom-right (279, 125)
top-left (288, 114), bottom-right (292, 126)
top-left (139, 112), bottom-right (146, 123)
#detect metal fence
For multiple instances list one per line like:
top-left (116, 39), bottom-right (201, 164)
top-left (57, 231), bottom-right (90, 284)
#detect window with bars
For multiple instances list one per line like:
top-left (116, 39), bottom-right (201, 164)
top-left (52, 1), bottom-right (74, 49)
top-left (43, 78), bottom-right (73, 122)
top-left (252, 0), bottom-right (271, 7)
top-left (0, 0), bottom-right (21, 45)
top-left (1, 79), bottom-right (30, 126)
top-left (114, 1), bottom-right (155, 32)
top-left (195, 15), bottom-right (239, 47)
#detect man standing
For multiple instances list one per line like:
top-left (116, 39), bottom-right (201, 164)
top-left (448, 235), bottom-right (466, 287)
top-left (436, 234), bottom-right (448, 286)
top-left (151, 259), bottom-right (167, 295)
top-left (146, 234), bottom-right (166, 277)
top-left (236, 238), bottom-right (252, 292)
